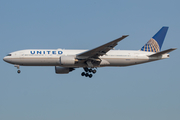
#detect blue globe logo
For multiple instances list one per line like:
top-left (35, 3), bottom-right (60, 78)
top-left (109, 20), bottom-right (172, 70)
top-left (141, 38), bottom-right (160, 52)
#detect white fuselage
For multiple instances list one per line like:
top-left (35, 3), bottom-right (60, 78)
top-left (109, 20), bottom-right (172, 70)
top-left (3, 49), bottom-right (169, 68)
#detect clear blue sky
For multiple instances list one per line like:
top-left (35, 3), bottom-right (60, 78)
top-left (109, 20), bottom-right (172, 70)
top-left (0, 0), bottom-right (180, 120)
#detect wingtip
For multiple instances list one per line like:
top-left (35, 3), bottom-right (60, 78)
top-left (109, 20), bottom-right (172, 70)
top-left (123, 35), bottom-right (129, 37)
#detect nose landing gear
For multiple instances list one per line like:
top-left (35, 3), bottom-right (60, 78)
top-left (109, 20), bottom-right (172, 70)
top-left (81, 67), bottom-right (96, 78)
top-left (17, 70), bottom-right (21, 74)
top-left (14, 65), bottom-right (21, 74)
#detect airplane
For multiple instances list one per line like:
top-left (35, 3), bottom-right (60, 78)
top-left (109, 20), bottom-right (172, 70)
top-left (3, 26), bottom-right (176, 78)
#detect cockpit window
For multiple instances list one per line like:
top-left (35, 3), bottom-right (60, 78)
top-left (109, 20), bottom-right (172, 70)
top-left (6, 54), bottom-right (12, 56)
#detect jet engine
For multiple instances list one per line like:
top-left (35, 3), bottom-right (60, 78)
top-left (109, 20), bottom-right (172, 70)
top-left (55, 66), bottom-right (75, 74)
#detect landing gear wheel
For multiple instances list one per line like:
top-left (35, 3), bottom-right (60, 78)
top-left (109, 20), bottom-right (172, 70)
top-left (92, 69), bottom-right (96, 74)
top-left (81, 72), bottom-right (85, 76)
top-left (85, 73), bottom-right (89, 77)
top-left (89, 74), bottom-right (93, 78)
top-left (14, 65), bottom-right (21, 74)
top-left (17, 70), bottom-right (21, 74)
top-left (89, 68), bottom-right (92, 73)
top-left (82, 67), bottom-right (97, 78)
top-left (84, 68), bottom-right (88, 72)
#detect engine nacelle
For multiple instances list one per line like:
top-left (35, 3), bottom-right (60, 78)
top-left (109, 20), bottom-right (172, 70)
top-left (60, 56), bottom-right (75, 65)
top-left (55, 66), bottom-right (74, 74)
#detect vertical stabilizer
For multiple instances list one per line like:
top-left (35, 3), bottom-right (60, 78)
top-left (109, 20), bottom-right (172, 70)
top-left (140, 27), bottom-right (169, 52)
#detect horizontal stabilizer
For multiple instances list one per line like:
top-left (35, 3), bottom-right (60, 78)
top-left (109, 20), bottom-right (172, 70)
top-left (148, 48), bottom-right (177, 57)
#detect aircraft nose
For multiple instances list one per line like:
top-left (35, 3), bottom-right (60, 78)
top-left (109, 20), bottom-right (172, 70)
top-left (3, 56), bottom-right (8, 62)
top-left (3, 56), bottom-right (18, 64)
top-left (3, 56), bottom-right (12, 63)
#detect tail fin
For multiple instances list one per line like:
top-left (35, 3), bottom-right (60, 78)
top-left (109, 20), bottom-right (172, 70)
top-left (140, 27), bottom-right (169, 52)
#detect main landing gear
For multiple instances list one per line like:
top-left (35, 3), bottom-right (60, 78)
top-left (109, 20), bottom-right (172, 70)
top-left (14, 65), bottom-right (21, 74)
top-left (81, 68), bottom-right (97, 78)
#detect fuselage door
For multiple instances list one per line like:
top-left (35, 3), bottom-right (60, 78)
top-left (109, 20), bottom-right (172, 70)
top-left (19, 52), bottom-right (24, 58)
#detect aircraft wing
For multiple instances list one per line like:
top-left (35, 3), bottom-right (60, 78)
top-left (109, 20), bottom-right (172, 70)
top-left (77, 35), bottom-right (128, 59)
